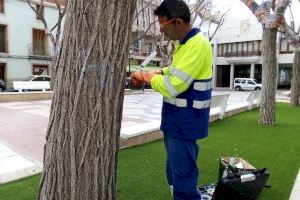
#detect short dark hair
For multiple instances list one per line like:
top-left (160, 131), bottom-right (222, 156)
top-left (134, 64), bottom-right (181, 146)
top-left (154, 0), bottom-right (191, 23)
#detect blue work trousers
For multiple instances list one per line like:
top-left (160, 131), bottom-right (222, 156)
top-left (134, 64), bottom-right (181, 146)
top-left (164, 135), bottom-right (201, 200)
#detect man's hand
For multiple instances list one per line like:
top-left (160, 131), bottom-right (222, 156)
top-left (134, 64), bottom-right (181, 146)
top-left (130, 71), bottom-right (156, 86)
top-left (130, 71), bottom-right (144, 87)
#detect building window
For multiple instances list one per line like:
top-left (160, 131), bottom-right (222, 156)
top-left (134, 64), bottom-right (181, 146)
top-left (258, 40), bottom-right (262, 52)
top-left (0, 0), bottom-right (4, 13)
top-left (248, 41), bottom-right (253, 52)
top-left (218, 44), bottom-right (223, 56)
top-left (0, 63), bottom-right (5, 82)
top-left (0, 24), bottom-right (7, 53)
top-left (238, 42), bottom-right (243, 53)
top-left (148, 42), bottom-right (153, 53)
top-left (278, 67), bottom-right (292, 87)
top-left (243, 42), bottom-right (248, 52)
top-left (36, 4), bottom-right (44, 20)
top-left (222, 44), bottom-right (227, 55)
top-left (32, 28), bottom-right (47, 55)
top-left (253, 41), bottom-right (258, 51)
top-left (253, 41), bottom-right (259, 51)
top-left (255, 64), bottom-right (262, 82)
top-left (133, 41), bottom-right (139, 54)
top-left (280, 38), bottom-right (288, 52)
top-left (223, 41), bottom-right (262, 57)
top-left (33, 65), bottom-right (48, 75)
top-left (232, 43), bottom-right (237, 53)
top-left (227, 43), bottom-right (232, 53)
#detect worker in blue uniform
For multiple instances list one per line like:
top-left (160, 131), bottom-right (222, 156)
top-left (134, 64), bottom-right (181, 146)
top-left (130, 0), bottom-right (213, 199)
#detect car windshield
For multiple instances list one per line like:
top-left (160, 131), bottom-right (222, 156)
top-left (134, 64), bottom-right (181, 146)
top-left (23, 75), bottom-right (36, 81)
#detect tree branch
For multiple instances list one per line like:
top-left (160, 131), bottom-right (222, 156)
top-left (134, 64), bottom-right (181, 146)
top-left (131, 19), bottom-right (158, 44)
top-left (279, 23), bottom-right (300, 49)
top-left (208, 9), bottom-right (229, 41)
top-left (270, 0), bottom-right (276, 10)
top-left (27, 0), bottom-right (38, 15)
top-left (240, 0), bottom-right (289, 29)
top-left (133, 0), bottom-right (155, 21)
top-left (27, 0), bottom-right (66, 52)
top-left (287, 4), bottom-right (295, 30)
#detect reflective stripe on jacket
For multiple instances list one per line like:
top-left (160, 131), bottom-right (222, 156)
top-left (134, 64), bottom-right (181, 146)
top-left (150, 29), bottom-right (213, 139)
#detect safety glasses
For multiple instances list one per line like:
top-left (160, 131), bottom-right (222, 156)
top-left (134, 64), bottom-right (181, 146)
top-left (159, 18), bottom-right (175, 29)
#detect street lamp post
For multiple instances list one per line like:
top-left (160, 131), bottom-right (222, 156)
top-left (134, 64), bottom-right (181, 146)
top-left (128, 49), bottom-right (133, 75)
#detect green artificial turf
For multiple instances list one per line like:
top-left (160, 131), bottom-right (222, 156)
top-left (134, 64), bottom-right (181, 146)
top-left (0, 175), bottom-right (40, 200)
top-left (1, 103), bottom-right (299, 200)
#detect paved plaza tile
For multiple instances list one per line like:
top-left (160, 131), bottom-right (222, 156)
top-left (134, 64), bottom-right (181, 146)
top-left (0, 91), bottom-right (246, 182)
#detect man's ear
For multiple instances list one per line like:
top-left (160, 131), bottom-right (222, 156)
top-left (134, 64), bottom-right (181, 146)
top-left (175, 18), bottom-right (184, 25)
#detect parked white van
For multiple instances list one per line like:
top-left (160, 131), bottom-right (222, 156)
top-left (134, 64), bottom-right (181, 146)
top-left (234, 78), bottom-right (262, 91)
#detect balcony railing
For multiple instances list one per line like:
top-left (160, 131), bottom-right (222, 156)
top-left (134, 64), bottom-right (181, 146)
top-left (28, 45), bottom-right (52, 58)
top-left (130, 48), bottom-right (153, 57)
top-left (28, 45), bottom-right (52, 61)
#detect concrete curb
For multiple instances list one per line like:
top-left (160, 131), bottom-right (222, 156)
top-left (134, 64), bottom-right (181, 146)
top-left (0, 92), bottom-right (53, 103)
top-left (289, 169), bottom-right (300, 200)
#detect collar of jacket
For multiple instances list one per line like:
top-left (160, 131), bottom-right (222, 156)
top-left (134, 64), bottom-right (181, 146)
top-left (179, 28), bottom-right (200, 45)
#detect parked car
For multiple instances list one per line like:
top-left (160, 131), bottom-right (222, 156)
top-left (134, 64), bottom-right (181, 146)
top-left (0, 79), bottom-right (6, 92)
top-left (23, 75), bottom-right (51, 82)
top-left (13, 75), bottom-right (51, 92)
top-left (234, 78), bottom-right (262, 91)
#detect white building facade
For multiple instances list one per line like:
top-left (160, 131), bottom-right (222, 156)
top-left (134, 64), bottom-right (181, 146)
top-left (129, 0), bottom-right (161, 69)
top-left (211, 13), bottom-right (294, 89)
top-left (0, 0), bottom-right (61, 87)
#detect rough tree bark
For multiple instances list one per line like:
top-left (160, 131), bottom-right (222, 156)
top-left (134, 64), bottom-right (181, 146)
top-left (259, 28), bottom-right (277, 125)
top-left (37, 0), bottom-right (137, 200)
top-left (279, 3), bottom-right (300, 107)
top-left (240, 0), bottom-right (290, 125)
top-left (290, 50), bottom-right (300, 106)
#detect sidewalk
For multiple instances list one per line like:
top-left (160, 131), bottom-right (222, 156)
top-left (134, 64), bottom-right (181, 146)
top-left (0, 91), bottom-right (251, 183)
top-left (289, 169), bottom-right (300, 200)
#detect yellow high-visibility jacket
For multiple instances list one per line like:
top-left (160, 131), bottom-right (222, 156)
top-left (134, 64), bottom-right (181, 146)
top-left (150, 28), bottom-right (213, 139)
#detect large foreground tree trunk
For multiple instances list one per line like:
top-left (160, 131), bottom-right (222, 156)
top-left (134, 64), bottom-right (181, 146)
top-left (290, 50), bottom-right (300, 107)
top-left (259, 29), bottom-right (278, 125)
top-left (50, 57), bottom-right (58, 90)
top-left (38, 1), bottom-right (137, 200)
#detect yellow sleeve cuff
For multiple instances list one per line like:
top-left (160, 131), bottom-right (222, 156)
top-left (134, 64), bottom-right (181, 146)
top-left (162, 67), bottom-right (169, 75)
top-left (150, 75), bottom-right (172, 98)
top-left (150, 74), bottom-right (163, 89)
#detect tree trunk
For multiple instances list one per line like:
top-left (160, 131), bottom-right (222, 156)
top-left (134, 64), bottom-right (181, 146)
top-left (290, 50), bottom-right (300, 107)
top-left (259, 28), bottom-right (278, 125)
top-left (50, 56), bottom-right (58, 90)
top-left (38, 1), bottom-right (137, 200)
